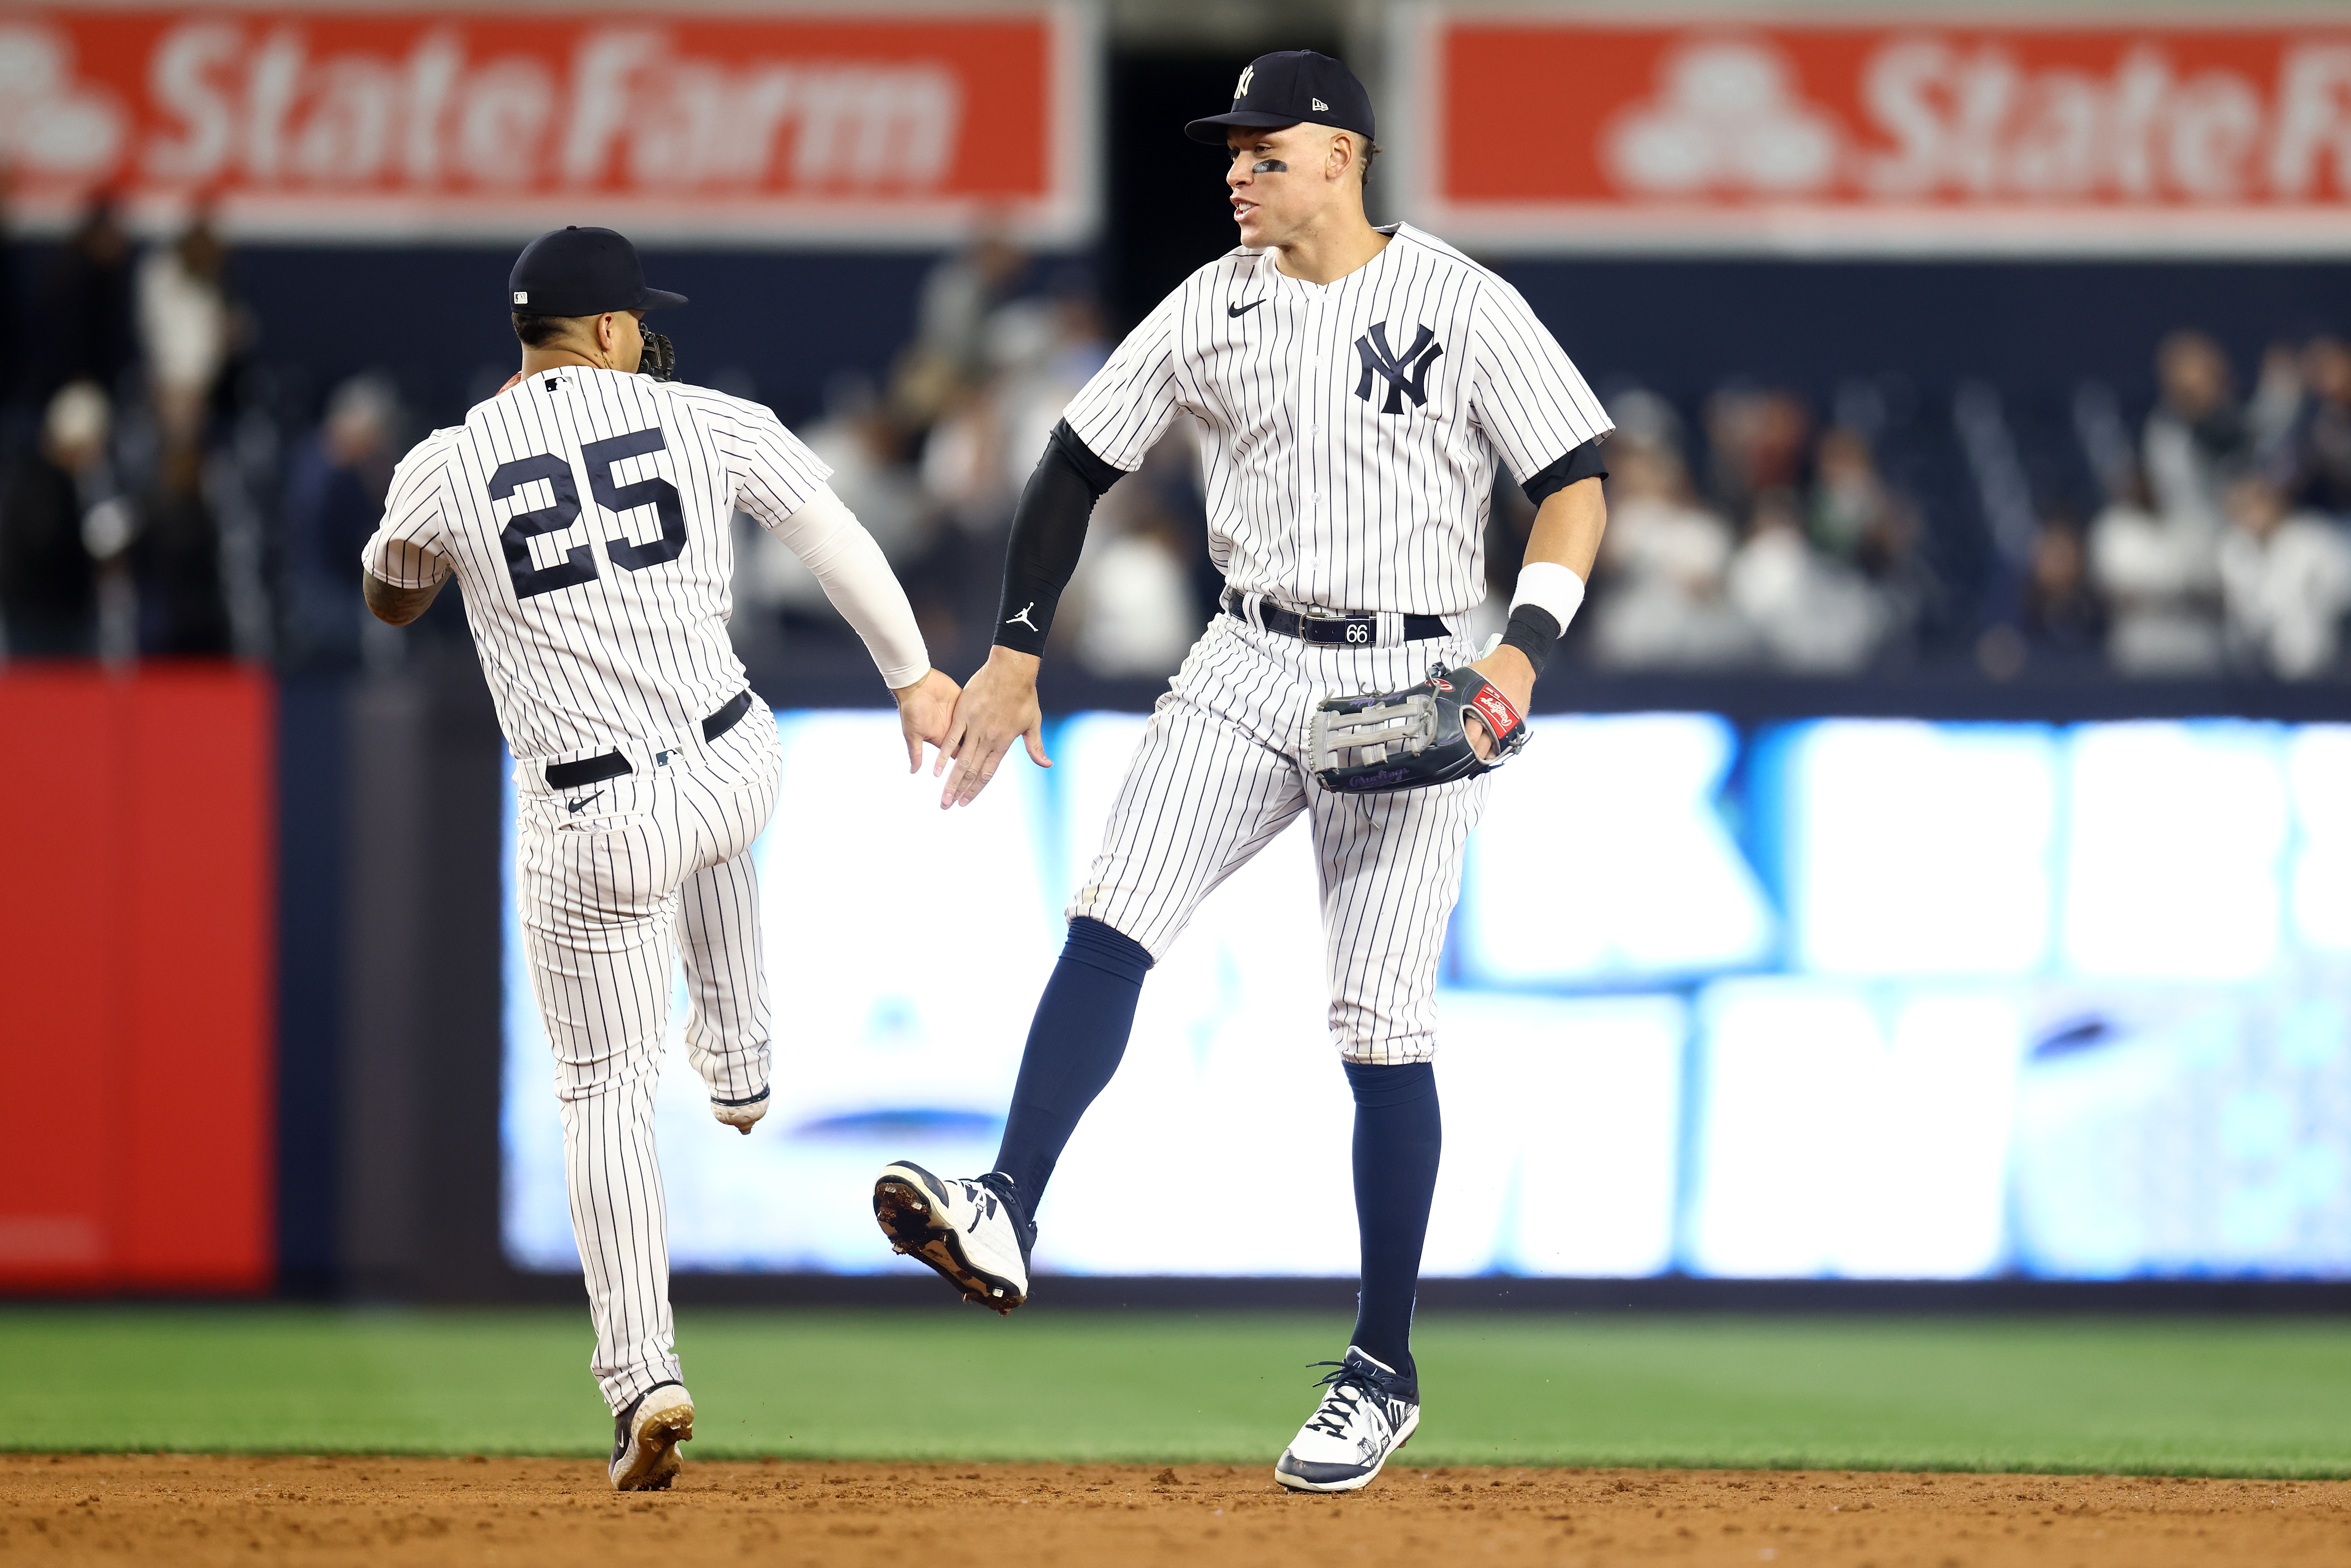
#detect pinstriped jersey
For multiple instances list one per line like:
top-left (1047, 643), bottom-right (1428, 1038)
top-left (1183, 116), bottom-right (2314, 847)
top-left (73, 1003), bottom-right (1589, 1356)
top-left (1058, 222), bottom-right (1612, 620)
top-left (362, 367), bottom-right (828, 760)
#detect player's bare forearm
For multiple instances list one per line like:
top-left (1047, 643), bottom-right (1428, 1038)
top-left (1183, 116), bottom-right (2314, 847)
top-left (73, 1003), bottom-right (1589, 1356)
top-left (1524, 475), bottom-right (1607, 580)
top-left (1463, 479), bottom-right (1603, 753)
top-left (1475, 479), bottom-right (1606, 696)
top-left (893, 668), bottom-right (962, 774)
top-left (938, 645), bottom-right (1050, 810)
top-left (362, 570), bottom-right (443, 626)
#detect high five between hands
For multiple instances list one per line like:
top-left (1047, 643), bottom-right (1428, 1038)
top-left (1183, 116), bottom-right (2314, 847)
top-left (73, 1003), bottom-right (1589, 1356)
top-left (927, 646), bottom-right (1049, 809)
top-left (893, 667), bottom-right (967, 778)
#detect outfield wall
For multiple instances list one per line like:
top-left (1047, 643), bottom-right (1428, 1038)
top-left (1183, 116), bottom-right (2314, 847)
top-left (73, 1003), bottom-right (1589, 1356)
top-left (4, 658), bottom-right (2351, 1307)
top-left (5, 659), bottom-right (2351, 1301)
top-left (0, 666), bottom-right (276, 1294)
top-left (496, 693), bottom-right (2351, 1289)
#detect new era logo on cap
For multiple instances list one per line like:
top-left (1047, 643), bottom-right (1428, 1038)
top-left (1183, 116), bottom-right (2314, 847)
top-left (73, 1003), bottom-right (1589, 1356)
top-left (1313, 98), bottom-right (1328, 110)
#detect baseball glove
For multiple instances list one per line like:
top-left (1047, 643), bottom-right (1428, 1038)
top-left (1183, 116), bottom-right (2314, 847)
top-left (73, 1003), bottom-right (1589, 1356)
top-left (1308, 663), bottom-right (1529, 794)
top-left (639, 328), bottom-right (677, 382)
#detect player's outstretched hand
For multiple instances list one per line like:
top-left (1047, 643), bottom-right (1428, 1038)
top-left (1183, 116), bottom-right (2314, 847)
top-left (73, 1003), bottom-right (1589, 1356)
top-left (938, 646), bottom-right (1050, 809)
top-left (1463, 644), bottom-right (1537, 761)
top-left (892, 667), bottom-right (962, 774)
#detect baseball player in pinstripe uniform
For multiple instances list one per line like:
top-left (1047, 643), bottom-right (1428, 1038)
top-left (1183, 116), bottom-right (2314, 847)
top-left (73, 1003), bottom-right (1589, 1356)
top-left (360, 227), bottom-right (959, 1491)
top-left (873, 53), bottom-right (1612, 1491)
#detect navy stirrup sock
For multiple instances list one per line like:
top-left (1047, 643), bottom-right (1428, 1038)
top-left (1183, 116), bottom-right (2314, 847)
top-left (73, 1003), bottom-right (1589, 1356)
top-left (1344, 1060), bottom-right (1441, 1383)
top-left (992, 917), bottom-right (1153, 1211)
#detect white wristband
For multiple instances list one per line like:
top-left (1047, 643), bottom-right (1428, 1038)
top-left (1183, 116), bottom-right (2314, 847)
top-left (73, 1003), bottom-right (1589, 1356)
top-left (1509, 560), bottom-right (1586, 635)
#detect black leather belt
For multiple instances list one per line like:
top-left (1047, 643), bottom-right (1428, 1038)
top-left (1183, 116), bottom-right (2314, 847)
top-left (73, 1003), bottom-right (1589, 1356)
top-left (1223, 592), bottom-right (1448, 646)
top-left (544, 690), bottom-right (753, 791)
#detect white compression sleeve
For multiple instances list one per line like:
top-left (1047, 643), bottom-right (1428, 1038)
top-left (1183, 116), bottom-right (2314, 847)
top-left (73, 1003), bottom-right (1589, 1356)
top-left (765, 485), bottom-right (930, 689)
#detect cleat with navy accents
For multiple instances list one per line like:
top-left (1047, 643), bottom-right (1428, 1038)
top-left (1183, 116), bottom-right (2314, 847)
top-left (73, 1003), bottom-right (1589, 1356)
top-left (872, 1161), bottom-right (1034, 1313)
top-left (1273, 1347), bottom-right (1419, 1493)
top-left (608, 1381), bottom-right (694, 1492)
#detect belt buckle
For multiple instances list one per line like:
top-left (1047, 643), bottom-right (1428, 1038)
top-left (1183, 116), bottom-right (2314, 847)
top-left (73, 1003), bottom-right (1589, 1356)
top-left (1316, 613), bottom-right (1375, 647)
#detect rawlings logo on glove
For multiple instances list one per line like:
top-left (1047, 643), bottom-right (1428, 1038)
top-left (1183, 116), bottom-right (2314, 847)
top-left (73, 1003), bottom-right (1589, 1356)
top-left (1468, 682), bottom-right (1521, 744)
top-left (1307, 663), bottom-right (1530, 794)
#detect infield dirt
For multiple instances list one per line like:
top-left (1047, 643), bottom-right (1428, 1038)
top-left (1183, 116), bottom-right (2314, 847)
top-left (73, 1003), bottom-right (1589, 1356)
top-left (5, 1455), bottom-right (2347, 1566)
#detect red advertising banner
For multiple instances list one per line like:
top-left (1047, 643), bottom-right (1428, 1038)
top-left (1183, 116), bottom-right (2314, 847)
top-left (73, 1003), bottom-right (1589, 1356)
top-left (0, 3), bottom-right (1095, 244)
top-left (1393, 8), bottom-right (2351, 253)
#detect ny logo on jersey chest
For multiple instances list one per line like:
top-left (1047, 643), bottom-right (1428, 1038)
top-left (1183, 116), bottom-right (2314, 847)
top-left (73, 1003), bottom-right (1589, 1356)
top-left (1354, 322), bottom-right (1443, 415)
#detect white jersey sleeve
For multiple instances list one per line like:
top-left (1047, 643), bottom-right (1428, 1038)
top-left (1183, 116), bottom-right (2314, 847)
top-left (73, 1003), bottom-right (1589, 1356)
top-left (1059, 290), bottom-right (1185, 472)
top-left (1466, 277), bottom-right (1614, 486)
top-left (692, 393), bottom-right (833, 527)
top-left (361, 429), bottom-right (460, 587)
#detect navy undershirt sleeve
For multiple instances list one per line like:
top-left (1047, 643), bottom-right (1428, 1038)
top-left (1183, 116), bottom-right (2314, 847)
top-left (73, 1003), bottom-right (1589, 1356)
top-left (993, 420), bottom-right (1124, 656)
top-left (1519, 436), bottom-right (1609, 508)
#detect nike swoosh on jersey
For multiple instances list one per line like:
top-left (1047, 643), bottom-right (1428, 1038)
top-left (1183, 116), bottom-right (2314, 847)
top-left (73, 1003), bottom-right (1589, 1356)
top-left (1228, 300), bottom-right (1266, 317)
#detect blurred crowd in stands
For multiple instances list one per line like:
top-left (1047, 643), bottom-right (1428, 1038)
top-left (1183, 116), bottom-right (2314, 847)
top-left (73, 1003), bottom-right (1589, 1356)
top-left (0, 198), bottom-right (1222, 685)
top-left (0, 195), bottom-right (259, 664)
top-left (1, 189), bottom-right (2346, 686)
top-left (1576, 328), bottom-right (2351, 682)
top-left (723, 230), bottom-right (1220, 686)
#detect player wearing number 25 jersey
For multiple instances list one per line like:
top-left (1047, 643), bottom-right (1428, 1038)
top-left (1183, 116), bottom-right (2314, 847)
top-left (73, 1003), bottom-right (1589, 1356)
top-left (360, 226), bottom-right (960, 1492)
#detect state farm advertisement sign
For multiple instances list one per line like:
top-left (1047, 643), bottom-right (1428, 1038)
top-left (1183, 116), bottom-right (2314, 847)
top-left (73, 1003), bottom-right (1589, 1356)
top-left (1394, 9), bottom-right (2351, 254)
top-left (0, 4), bottom-right (1097, 244)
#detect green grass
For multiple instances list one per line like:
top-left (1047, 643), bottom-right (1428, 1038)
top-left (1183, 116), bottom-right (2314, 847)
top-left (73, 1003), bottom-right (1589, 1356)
top-left (3, 1306), bottom-right (2348, 1476)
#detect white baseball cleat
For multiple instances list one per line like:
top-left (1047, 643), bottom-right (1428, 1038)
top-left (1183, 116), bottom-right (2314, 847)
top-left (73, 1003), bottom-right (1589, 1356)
top-left (608, 1381), bottom-right (695, 1492)
top-left (1273, 1347), bottom-right (1420, 1493)
top-left (872, 1161), bottom-right (1034, 1313)
top-left (710, 1087), bottom-right (769, 1135)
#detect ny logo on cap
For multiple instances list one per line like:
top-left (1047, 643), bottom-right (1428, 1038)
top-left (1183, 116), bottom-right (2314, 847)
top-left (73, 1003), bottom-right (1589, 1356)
top-left (1234, 64), bottom-right (1254, 99)
top-left (1354, 322), bottom-right (1445, 415)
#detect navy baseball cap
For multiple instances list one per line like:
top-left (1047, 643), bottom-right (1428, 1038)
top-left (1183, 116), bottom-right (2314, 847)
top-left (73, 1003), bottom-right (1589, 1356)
top-left (1185, 50), bottom-right (1375, 146)
top-left (508, 226), bottom-right (686, 317)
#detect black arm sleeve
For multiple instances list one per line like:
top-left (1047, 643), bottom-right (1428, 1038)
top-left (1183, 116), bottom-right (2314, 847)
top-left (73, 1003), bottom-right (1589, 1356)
top-left (1519, 436), bottom-right (1609, 508)
top-left (992, 419), bottom-right (1125, 655)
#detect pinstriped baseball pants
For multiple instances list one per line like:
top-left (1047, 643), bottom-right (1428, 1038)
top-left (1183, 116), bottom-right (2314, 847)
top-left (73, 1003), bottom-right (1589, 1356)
top-left (515, 700), bottom-right (782, 1412)
top-left (1069, 613), bottom-right (1491, 1065)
